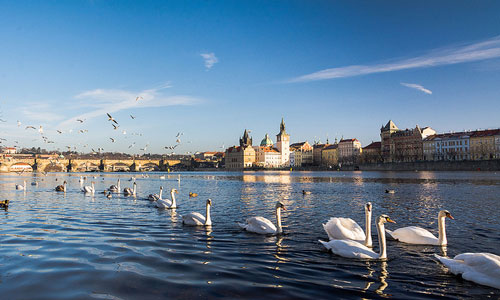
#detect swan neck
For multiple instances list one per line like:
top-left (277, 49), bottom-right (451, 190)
top-left (133, 183), bottom-right (136, 195)
top-left (159, 188), bottom-right (163, 199)
top-left (438, 215), bottom-right (447, 246)
top-left (170, 191), bottom-right (177, 208)
top-left (205, 203), bottom-right (212, 225)
top-left (365, 208), bottom-right (372, 247)
top-left (276, 207), bottom-right (282, 233)
top-left (377, 221), bottom-right (387, 259)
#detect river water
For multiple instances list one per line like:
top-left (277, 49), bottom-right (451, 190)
top-left (0, 171), bottom-right (499, 299)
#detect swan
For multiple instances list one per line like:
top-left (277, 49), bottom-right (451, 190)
top-left (82, 181), bottom-right (95, 194)
top-left (148, 186), bottom-right (163, 201)
top-left (322, 202), bottom-right (373, 247)
top-left (239, 201), bottom-right (287, 235)
top-left (319, 215), bottom-right (395, 260)
top-left (182, 199), bottom-right (212, 226)
top-left (16, 180), bottom-right (26, 190)
top-left (155, 188), bottom-right (178, 209)
top-left (435, 253), bottom-right (500, 290)
top-left (123, 182), bottom-right (136, 196)
top-left (109, 179), bottom-right (120, 193)
top-left (386, 210), bottom-right (453, 246)
top-left (55, 181), bottom-right (67, 192)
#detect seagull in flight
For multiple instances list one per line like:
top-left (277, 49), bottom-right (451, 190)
top-left (128, 142), bottom-right (136, 149)
top-left (112, 124), bottom-right (119, 130)
top-left (79, 129), bottom-right (88, 133)
top-left (176, 132), bottom-right (183, 138)
top-left (130, 115), bottom-right (136, 119)
top-left (26, 126), bottom-right (36, 130)
top-left (135, 96), bottom-right (144, 101)
top-left (57, 130), bottom-right (63, 134)
top-left (106, 113), bottom-right (118, 124)
top-left (176, 138), bottom-right (181, 144)
top-left (77, 119), bottom-right (85, 123)
top-left (110, 138), bottom-right (115, 143)
top-left (39, 126), bottom-right (44, 134)
top-left (17, 120), bottom-right (21, 127)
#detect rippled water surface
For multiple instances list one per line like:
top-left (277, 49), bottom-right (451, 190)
top-left (1, 171), bottom-right (499, 299)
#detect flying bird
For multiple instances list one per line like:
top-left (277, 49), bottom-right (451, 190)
top-left (77, 119), bottom-right (85, 123)
top-left (17, 120), bottom-right (21, 127)
top-left (122, 130), bottom-right (127, 135)
top-left (57, 130), bottom-right (63, 134)
top-left (135, 96), bottom-right (144, 101)
top-left (176, 132), bottom-right (183, 138)
top-left (79, 129), bottom-right (88, 133)
top-left (107, 113), bottom-right (118, 124)
top-left (176, 139), bottom-right (181, 144)
top-left (130, 115), bottom-right (136, 119)
top-left (39, 126), bottom-right (44, 134)
top-left (26, 126), bottom-right (36, 130)
top-left (128, 143), bottom-right (135, 149)
top-left (110, 138), bottom-right (115, 143)
top-left (112, 124), bottom-right (119, 130)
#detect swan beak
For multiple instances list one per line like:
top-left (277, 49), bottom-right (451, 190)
top-left (175, 190), bottom-right (179, 194)
top-left (447, 214), bottom-right (454, 220)
top-left (387, 218), bottom-right (396, 223)
top-left (282, 206), bottom-right (287, 211)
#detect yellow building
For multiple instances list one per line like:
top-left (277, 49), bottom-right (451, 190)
top-left (225, 129), bottom-right (256, 169)
top-left (290, 141), bottom-right (313, 167)
top-left (321, 143), bottom-right (339, 167)
top-left (470, 129), bottom-right (500, 160)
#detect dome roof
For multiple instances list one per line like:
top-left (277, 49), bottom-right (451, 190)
top-left (260, 133), bottom-right (273, 146)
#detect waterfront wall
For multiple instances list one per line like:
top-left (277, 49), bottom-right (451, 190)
top-left (354, 160), bottom-right (500, 171)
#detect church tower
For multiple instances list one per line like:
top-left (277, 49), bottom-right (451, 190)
top-left (276, 118), bottom-right (290, 166)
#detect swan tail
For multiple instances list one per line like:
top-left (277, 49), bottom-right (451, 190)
top-left (385, 229), bottom-right (396, 240)
top-left (322, 221), bottom-right (335, 240)
top-left (318, 240), bottom-right (331, 250)
top-left (237, 222), bottom-right (247, 230)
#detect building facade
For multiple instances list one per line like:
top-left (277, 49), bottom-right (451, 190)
top-left (338, 138), bottom-right (362, 165)
top-left (289, 141), bottom-right (313, 167)
top-left (225, 129), bottom-right (256, 169)
top-left (361, 141), bottom-right (382, 163)
top-left (470, 129), bottom-right (500, 160)
top-left (313, 143), bottom-right (330, 166)
top-left (321, 144), bottom-right (339, 167)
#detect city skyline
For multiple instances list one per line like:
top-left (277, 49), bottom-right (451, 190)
top-left (1, 1), bottom-right (499, 154)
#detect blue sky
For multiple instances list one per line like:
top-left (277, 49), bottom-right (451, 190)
top-left (1, 1), bottom-right (499, 154)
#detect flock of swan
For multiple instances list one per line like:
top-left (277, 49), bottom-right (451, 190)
top-left (13, 176), bottom-right (500, 291)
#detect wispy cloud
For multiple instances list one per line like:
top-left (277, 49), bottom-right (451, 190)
top-left (200, 53), bottom-right (218, 70)
top-left (22, 103), bottom-right (64, 122)
top-left (58, 83), bottom-right (202, 128)
top-left (400, 82), bottom-right (432, 95)
top-left (288, 35), bottom-right (500, 83)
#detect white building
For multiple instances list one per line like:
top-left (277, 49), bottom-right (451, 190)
top-left (275, 118), bottom-right (290, 167)
top-left (425, 132), bottom-right (471, 161)
top-left (255, 134), bottom-right (282, 168)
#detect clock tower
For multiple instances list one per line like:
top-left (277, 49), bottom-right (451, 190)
top-left (276, 118), bottom-right (290, 167)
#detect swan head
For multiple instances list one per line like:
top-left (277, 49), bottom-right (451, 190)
top-left (171, 188), bottom-right (178, 194)
top-left (377, 214), bottom-right (396, 224)
top-left (206, 199), bottom-right (212, 206)
top-left (365, 202), bottom-right (372, 212)
top-left (160, 186), bottom-right (163, 191)
top-left (275, 201), bottom-right (286, 211)
top-left (439, 210), bottom-right (454, 220)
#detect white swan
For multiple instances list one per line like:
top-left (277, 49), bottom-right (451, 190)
top-left (148, 186), bottom-right (163, 201)
top-left (55, 181), bottom-right (67, 192)
top-left (182, 199), bottom-right (212, 226)
top-left (155, 188), bottom-right (178, 209)
top-left (435, 253), bottom-right (500, 290)
top-left (109, 179), bottom-right (120, 193)
top-left (322, 202), bottom-right (373, 247)
top-left (239, 201), bottom-right (286, 235)
top-left (319, 215), bottom-right (395, 260)
top-left (123, 182), bottom-right (136, 196)
top-left (82, 182), bottom-right (95, 194)
top-left (16, 180), bottom-right (26, 190)
top-left (386, 210), bottom-right (453, 246)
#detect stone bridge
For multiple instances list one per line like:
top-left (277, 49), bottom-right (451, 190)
top-left (0, 157), bottom-right (182, 173)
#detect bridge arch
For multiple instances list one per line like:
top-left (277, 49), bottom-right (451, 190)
top-left (138, 162), bottom-right (160, 171)
top-left (111, 162), bottom-right (130, 172)
top-left (9, 162), bottom-right (33, 173)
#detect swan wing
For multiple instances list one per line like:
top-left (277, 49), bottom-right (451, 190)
top-left (155, 198), bottom-right (173, 208)
top-left (182, 212), bottom-right (205, 226)
top-left (388, 226), bottom-right (438, 245)
top-left (244, 216), bottom-right (277, 234)
top-left (435, 253), bottom-right (500, 290)
top-left (319, 239), bottom-right (378, 259)
top-left (323, 217), bottom-right (365, 241)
